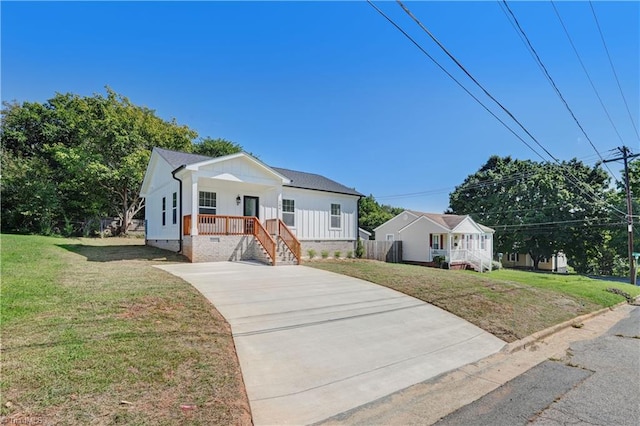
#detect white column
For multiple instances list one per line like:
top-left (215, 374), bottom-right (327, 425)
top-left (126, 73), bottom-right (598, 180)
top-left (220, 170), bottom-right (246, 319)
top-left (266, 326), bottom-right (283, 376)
top-left (191, 177), bottom-right (199, 235)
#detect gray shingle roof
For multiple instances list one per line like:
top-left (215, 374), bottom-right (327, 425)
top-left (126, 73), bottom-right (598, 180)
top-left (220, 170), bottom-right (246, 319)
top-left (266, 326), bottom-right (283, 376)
top-left (154, 148), bottom-right (362, 197)
top-left (407, 210), bottom-right (494, 232)
top-left (155, 147), bottom-right (213, 168)
top-left (272, 167), bottom-right (363, 197)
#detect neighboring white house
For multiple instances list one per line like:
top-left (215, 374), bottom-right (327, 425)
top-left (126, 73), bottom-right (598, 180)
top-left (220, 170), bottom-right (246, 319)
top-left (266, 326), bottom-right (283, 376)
top-left (140, 148), bottom-right (362, 264)
top-left (374, 210), bottom-right (494, 271)
top-left (503, 252), bottom-right (568, 273)
top-left (359, 228), bottom-right (372, 241)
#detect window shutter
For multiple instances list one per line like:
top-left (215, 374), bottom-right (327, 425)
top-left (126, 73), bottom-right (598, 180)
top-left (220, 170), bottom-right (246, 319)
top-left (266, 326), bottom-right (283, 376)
top-left (440, 235), bottom-right (444, 249)
top-left (429, 234), bottom-right (433, 247)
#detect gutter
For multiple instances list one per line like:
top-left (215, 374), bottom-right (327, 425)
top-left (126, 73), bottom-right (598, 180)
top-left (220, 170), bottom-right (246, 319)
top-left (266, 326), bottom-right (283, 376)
top-left (171, 165), bottom-right (186, 253)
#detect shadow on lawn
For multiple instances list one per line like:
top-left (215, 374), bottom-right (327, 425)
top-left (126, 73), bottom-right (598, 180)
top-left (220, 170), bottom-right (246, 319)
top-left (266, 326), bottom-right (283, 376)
top-left (57, 243), bottom-right (188, 263)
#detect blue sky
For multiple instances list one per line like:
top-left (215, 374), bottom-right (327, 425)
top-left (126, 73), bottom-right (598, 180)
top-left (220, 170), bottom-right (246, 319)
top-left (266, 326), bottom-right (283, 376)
top-left (2, 1), bottom-right (639, 213)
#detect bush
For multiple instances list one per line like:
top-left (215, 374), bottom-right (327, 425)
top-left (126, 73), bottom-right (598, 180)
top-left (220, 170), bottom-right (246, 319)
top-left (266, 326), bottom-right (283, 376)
top-left (355, 239), bottom-right (364, 258)
top-left (491, 260), bottom-right (502, 270)
top-left (307, 249), bottom-right (316, 259)
top-left (346, 251), bottom-right (354, 259)
top-left (433, 255), bottom-right (445, 267)
top-left (321, 250), bottom-right (329, 259)
top-left (334, 251), bottom-right (341, 259)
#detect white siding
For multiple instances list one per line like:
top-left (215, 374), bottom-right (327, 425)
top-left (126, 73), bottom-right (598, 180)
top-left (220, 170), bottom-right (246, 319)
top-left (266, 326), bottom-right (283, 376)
top-left (144, 156), bottom-right (181, 240)
top-left (452, 218), bottom-right (483, 234)
top-left (374, 211), bottom-right (419, 241)
top-left (282, 188), bottom-right (358, 240)
top-left (399, 217), bottom-right (450, 262)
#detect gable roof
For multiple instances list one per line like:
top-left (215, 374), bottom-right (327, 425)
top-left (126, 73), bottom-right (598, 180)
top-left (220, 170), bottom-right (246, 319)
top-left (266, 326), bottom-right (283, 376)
top-left (155, 147), bottom-right (212, 168)
top-left (408, 211), bottom-right (468, 231)
top-left (273, 167), bottom-right (362, 197)
top-left (404, 210), bottom-right (494, 233)
top-left (152, 147), bottom-right (362, 197)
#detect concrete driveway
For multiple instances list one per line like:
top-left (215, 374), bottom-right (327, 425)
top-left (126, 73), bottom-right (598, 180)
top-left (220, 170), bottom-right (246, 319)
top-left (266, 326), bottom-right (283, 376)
top-left (156, 262), bottom-right (505, 425)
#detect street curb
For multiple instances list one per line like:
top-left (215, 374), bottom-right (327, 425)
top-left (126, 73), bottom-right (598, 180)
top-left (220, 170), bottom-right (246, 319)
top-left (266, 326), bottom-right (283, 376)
top-left (503, 301), bottom-right (628, 354)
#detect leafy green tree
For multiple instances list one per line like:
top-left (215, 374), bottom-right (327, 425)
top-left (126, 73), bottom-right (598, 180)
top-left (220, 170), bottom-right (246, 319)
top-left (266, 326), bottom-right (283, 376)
top-left (1, 88), bottom-right (197, 234)
top-left (448, 156), bottom-right (611, 271)
top-left (358, 194), bottom-right (403, 237)
top-left (193, 137), bottom-right (243, 158)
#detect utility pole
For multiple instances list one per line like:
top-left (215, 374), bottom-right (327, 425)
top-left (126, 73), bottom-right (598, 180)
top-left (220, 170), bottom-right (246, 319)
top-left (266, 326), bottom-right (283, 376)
top-left (603, 146), bottom-right (639, 285)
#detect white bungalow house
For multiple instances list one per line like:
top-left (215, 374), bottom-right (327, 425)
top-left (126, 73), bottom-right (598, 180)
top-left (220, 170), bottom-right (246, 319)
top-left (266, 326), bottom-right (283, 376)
top-left (374, 210), bottom-right (494, 271)
top-left (502, 252), bottom-right (568, 273)
top-left (140, 148), bottom-right (362, 264)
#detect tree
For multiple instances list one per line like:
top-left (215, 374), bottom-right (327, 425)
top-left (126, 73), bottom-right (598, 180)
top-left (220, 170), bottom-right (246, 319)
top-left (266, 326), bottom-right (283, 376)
top-left (193, 137), bottom-right (243, 158)
top-left (358, 195), bottom-right (403, 237)
top-left (448, 156), bottom-right (611, 271)
top-left (1, 88), bottom-right (198, 234)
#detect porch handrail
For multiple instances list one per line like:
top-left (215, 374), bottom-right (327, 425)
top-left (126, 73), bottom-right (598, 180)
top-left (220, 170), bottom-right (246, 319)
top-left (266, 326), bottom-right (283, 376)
top-left (181, 214), bottom-right (276, 265)
top-left (277, 219), bottom-right (301, 264)
top-left (252, 217), bottom-right (277, 266)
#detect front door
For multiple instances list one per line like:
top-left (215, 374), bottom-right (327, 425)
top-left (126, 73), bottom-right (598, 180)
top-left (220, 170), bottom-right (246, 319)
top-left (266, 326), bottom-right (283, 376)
top-left (243, 196), bottom-right (259, 234)
top-left (243, 196), bottom-right (259, 218)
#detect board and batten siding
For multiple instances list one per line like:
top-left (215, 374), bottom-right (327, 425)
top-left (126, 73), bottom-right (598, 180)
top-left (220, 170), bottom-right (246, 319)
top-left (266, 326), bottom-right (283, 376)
top-left (282, 187), bottom-right (357, 240)
top-left (144, 156), bottom-right (181, 240)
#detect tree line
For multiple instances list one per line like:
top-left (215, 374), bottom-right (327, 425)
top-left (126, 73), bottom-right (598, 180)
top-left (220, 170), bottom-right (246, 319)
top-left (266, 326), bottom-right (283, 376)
top-left (2, 89), bottom-right (636, 275)
top-left (1, 88), bottom-right (242, 236)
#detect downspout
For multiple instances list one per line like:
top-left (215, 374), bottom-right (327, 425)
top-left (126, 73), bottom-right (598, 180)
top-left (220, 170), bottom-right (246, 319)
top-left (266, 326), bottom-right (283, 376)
top-left (172, 165), bottom-right (186, 254)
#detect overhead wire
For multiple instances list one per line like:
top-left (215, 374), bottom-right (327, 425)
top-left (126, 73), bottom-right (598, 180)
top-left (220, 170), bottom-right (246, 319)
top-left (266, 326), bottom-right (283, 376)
top-left (363, 0), bottom-right (549, 164)
top-left (384, 0), bottom-right (628, 217)
top-left (589, 0), bottom-right (640, 142)
top-left (499, 0), bottom-right (618, 181)
top-left (550, 0), bottom-right (626, 147)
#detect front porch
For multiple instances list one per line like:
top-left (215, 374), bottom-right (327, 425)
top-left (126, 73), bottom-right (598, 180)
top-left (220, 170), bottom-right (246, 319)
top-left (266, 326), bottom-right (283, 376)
top-left (430, 248), bottom-right (493, 272)
top-left (182, 214), bottom-right (301, 265)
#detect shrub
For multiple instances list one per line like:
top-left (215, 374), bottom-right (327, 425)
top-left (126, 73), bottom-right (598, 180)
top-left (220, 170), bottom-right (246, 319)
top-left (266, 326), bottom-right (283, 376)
top-left (321, 250), bottom-right (329, 259)
top-left (346, 251), bottom-right (354, 259)
top-left (307, 249), bottom-right (316, 259)
top-left (433, 255), bottom-right (445, 267)
top-left (334, 251), bottom-right (341, 259)
top-left (355, 239), bottom-right (364, 258)
top-left (491, 260), bottom-right (503, 270)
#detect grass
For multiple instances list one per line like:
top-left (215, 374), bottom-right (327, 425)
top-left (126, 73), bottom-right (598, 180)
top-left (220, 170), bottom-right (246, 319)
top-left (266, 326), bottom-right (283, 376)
top-left (308, 260), bottom-right (640, 343)
top-left (1, 234), bottom-right (251, 425)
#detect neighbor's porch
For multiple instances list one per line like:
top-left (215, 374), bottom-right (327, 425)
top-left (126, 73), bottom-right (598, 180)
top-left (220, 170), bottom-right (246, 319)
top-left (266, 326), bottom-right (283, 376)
top-left (429, 232), bottom-right (493, 271)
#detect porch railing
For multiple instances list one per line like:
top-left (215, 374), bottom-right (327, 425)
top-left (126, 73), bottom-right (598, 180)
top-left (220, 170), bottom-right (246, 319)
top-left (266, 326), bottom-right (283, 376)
top-left (430, 248), bottom-right (492, 272)
top-left (182, 214), bottom-right (276, 265)
top-left (266, 218), bottom-right (301, 265)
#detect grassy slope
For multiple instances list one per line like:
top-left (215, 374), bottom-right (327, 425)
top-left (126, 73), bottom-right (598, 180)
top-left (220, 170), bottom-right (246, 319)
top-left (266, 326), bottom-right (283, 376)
top-left (308, 260), bottom-right (640, 342)
top-left (1, 235), bottom-right (251, 425)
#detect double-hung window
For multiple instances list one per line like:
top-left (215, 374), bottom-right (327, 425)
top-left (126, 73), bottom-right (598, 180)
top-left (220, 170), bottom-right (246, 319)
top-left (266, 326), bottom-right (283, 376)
top-left (172, 192), bottom-right (177, 224)
top-left (330, 203), bottom-right (341, 229)
top-left (199, 191), bottom-right (216, 215)
top-left (162, 196), bottom-right (166, 226)
top-left (508, 253), bottom-right (519, 262)
top-left (282, 199), bottom-right (295, 227)
top-left (431, 234), bottom-right (441, 250)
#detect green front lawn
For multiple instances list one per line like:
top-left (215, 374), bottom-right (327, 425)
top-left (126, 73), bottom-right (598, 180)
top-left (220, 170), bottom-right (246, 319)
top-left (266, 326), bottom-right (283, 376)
top-left (1, 234), bottom-right (251, 425)
top-left (308, 260), bottom-right (639, 342)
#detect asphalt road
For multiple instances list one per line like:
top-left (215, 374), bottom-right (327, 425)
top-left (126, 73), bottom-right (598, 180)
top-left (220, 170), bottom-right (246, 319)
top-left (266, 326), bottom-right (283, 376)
top-left (438, 306), bottom-right (640, 426)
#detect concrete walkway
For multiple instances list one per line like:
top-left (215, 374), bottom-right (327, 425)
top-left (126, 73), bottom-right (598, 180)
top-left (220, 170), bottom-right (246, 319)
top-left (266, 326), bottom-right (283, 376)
top-left (156, 262), bottom-right (505, 425)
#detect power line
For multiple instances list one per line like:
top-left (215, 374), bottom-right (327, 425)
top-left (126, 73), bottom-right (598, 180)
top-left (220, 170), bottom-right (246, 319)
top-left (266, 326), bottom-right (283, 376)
top-left (363, 0), bottom-right (548, 163)
top-left (589, 0), bottom-right (640, 142)
top-left (386, 0), bottom-right (628, 217)
top-left (551, 0), bottom-right (626, 146)
top-left (500, 0), bottom-right (618, 181)
top-left (366, 1), bottom-right (627, 217)
top-left (394, 0), bottom-right (558, 163)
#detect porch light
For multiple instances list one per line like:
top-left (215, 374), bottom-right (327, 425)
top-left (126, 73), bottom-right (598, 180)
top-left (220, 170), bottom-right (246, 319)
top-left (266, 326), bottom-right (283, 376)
top-left (236, 195), bottom-right (241, 205)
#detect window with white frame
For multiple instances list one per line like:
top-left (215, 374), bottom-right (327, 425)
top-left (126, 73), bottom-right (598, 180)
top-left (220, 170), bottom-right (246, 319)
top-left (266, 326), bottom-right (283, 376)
top-left (162, 196), bottom-right (166, 226)
top-left (330, 203), bottom-right (341, 228)
top-left (199, 191), bottom-right (216, 215)
top-left (386, 234), bottom-right (394, 241)
top-left (431, 234), bottom-right (441, 250)
top-left (172, 192), bottom-right (177, 224)
top-left (508, 253), bottom-right (519, 262)
top-left (480, 235), bottom-right (486, 250)
top-left (282, 199), bottom-right (295, 227)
